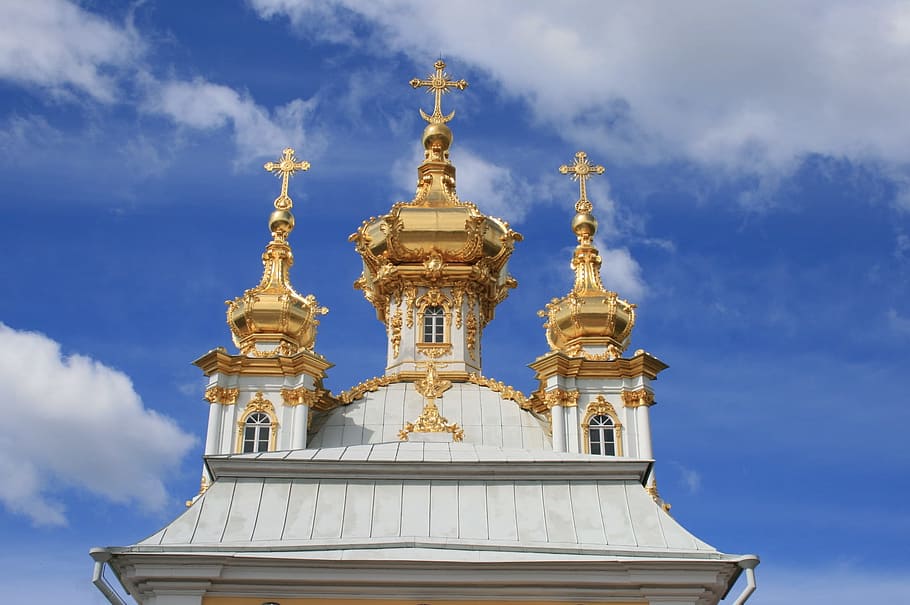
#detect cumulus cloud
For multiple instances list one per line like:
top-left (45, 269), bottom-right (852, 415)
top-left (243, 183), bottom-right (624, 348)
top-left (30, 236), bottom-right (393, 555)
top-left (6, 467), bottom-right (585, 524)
top-left (0, 0), bottom-right (141, 102)
top-left (251, 1), bottom-right (910, 183)
top-left (0, 323), bottom-right (195, 526)
top-left (146, 77), bottom-right (319, 162)
top-left (887, 308), bottom-right (910, 336)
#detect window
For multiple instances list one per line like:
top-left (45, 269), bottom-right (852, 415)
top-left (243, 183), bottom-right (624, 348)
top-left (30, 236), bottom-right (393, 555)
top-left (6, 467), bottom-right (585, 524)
top-left (242, 412), bottom-right (271, 453)
top-left (423, 305), bottom-right (445, 343)
top-left (588, 414), bottom-right (616, 456)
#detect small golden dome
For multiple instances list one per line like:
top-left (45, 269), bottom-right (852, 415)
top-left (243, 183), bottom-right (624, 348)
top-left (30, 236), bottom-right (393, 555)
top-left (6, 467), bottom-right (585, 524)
top-left (226, 148), bottom-right (327, 358)
top-left (539, 151), bottom-right (636, 360)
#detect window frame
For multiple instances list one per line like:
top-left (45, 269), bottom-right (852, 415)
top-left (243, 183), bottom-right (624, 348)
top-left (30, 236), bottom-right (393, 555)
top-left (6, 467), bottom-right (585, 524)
top-left (235, 392), bottom-right (279, 453)
top-left (581, 396), bottom-right (624, 456)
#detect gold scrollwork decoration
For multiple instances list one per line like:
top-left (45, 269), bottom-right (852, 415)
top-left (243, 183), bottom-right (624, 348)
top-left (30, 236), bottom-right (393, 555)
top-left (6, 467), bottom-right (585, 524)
top-left (204, 386), bottom-right (239, 405)
top-left (390, 305), bottom-right (403, 358)
top-left (543, 388), bottom-right (579, 409)
top-left (400, 363), bottom-right (463, 442)
top-left (621, 389), bottom-right (655, 408)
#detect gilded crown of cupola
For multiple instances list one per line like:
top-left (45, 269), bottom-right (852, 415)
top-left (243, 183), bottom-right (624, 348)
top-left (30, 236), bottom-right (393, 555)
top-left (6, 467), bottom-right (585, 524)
top-left (226, 148), bottom-right (328, 357)
top-left (538, 152), bottom-right (636, 360)
top-left (350, 60), bottom-right (522, 325)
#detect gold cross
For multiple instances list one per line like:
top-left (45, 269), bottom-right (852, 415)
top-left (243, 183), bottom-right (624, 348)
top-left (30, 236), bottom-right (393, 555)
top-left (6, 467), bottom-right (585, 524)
top-left (263, 147), bottom-right (310, 210)
top-left (559, 151), bottom-right (605, 214)
top-left (410, 59), bottom-right (468, 124)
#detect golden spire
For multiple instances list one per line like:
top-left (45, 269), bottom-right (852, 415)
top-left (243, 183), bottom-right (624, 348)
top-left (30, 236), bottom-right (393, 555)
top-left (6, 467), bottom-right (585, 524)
top-left (226, 148), bottom-right (327, 357)
top-left (410, 59), bottom-right (468, 124)
top-left (264, 147), bottom-right (310, 211)
top-left (559, 151), bottom-right (605, 218)
top-left (537, 151), bottom-right (635, 360)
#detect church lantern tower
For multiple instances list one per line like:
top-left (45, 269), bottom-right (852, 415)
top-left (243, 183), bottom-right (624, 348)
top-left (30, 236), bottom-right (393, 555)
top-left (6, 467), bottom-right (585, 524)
top-left (349, 60), bottom-right (522, 378)
top-left (531, 151), bottom-right (669, 503)
top-left (191, 148), bottom-right (333, 491)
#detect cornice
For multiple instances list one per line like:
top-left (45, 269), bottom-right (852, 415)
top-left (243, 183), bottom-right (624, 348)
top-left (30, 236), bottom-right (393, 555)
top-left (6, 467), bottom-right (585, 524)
top-left (529, 350), bottom-right (669, 381)
top-left (193, 348), bottom-right (333, 378)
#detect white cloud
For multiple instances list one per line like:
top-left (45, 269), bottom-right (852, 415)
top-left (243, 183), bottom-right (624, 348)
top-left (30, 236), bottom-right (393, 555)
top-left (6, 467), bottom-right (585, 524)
top-left (391, 144), bottom-right (534, 221)
top-left (0, 0), bottom-right (141, 102)
top-left (669, 461), bottom-right (702, 494)
top-left (753, 565), bottom-right (910, 605)
top-left (0, 323), bottom-right (196, 526)
top-left (146, 77), bottom-right (319, 163)
top-left (251, 1), bottom-right (910, 184)
top-left (596, 242), bottom-right (647, 301)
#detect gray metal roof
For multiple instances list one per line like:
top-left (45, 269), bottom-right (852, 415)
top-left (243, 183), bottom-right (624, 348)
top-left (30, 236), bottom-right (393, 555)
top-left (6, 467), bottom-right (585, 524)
top-left (131, 443), bottom-right (722, 561)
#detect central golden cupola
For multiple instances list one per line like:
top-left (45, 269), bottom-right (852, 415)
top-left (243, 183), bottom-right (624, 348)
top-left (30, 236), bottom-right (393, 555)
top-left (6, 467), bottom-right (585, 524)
top-left (350, 60), bottom-right (522, 376)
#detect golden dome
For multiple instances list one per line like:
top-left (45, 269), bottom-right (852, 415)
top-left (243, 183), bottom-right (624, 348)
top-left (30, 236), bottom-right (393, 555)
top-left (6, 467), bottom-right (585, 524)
top-left (349, 60), bottom-right (521, 325)
top-left (539, 152), bottom-right (636, 360)
top-left (226, 148), bottom-right (327, 358)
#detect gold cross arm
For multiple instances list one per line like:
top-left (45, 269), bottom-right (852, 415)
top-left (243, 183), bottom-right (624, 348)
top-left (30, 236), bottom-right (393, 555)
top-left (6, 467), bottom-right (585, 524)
top-left (410, 59), bottom-right (468, 124)
top-left (559, 151), bottom-right (605, 214)
top-left (264, 147), bottom-right (310, 210)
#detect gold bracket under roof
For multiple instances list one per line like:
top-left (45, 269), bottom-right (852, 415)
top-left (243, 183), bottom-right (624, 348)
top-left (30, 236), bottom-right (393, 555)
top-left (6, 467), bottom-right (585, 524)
top-left (264, 147), bottom-right (310, 210)
top-left (410, 59), bottom-right (468, 124)
top-left (559, 151), bottom-right (605, 214)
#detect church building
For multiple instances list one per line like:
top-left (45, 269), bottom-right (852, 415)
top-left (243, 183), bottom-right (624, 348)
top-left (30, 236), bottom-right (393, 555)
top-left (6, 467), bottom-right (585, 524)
top-left (90, 60), bottom-right (759, 605)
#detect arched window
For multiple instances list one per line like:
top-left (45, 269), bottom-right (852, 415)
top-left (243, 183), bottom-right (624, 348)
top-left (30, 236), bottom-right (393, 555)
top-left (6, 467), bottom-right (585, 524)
top-left (588, 414), bottom-right (616, 456)
top-left (242, 412), bottom-right (271, 453)
top-left (423, 305), bottom-right (445, 343)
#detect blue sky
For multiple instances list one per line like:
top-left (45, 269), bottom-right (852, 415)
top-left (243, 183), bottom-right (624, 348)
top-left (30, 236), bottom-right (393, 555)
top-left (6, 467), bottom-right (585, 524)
top-left (1, 1), bottom-right (908, 603)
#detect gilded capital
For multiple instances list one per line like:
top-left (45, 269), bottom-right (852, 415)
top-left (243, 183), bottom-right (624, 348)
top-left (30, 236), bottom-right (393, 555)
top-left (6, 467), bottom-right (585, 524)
top-left (621, 389), bottom-right (655, 408)
top-left (281, 387), bottom-right (318, 407)
top-left (543, 388), bottom-right (579, 409)
top-left (204, 386), bottom-right (239, 405)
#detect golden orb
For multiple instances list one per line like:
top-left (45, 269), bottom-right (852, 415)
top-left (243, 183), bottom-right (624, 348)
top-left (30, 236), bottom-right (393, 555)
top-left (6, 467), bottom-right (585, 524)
top-left (571, 212), bottom-right (598, 239)
top-left (269, 209), bottom-right (295, 235)
top-left (422, 122), bottom-right (452, 151)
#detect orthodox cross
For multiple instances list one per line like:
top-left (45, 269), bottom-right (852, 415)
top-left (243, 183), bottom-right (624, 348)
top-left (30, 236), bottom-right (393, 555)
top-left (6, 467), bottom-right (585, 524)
top-left (410, 59), bottom-right (468, 124)
top-left (264, 147), bottom-right (310, 210)
top-left (559, 151), bottom-right (605, 214)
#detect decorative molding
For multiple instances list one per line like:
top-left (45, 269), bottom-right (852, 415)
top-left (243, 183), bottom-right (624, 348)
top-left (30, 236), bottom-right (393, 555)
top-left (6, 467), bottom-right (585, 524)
top-left (416, 342), bottom-right (452, 358)
top-left (466, 312), bottom-right (477, 359)
top-left (466, 373), bottom-right (531, 410)
top-left (338, 374), bottom-right (403, 404)
top-left (529, 350), bottom-right (668, 381)
top-left (203, 386), bottom-right (239, 405)
top-left (621, 389), bottom-right (655, 408)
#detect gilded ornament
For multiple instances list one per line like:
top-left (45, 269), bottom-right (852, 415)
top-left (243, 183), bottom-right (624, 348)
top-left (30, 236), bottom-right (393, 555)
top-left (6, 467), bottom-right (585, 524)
top-left (409, 59), bottom-right (468, 125)
top-left (466, 373), bottom-right (531, 410)
top-left (241, 392), bottom-right (276, 416)
top-left (621, 389), bottom-right (655, 408)
top-left (400, 363), bottom-right (464, 441)
top-left (466, 312), bottom-right (477, 360)
top-left (338, 373), bottom-right (403, 404)
top-left (264, 147), bottom-right (310, 211)
top-left (416, 342), bottom-right (452, 358)
top-left (543, 388), bottom-right (579, 409)
top-left (559, 151), bottom-right (605, 216)
top-left (390, 305), bottom-right (403, 358)
top-left (281, 387), bottom-right (327, 408)
top-left (204, 386), bottom-right (239, 405)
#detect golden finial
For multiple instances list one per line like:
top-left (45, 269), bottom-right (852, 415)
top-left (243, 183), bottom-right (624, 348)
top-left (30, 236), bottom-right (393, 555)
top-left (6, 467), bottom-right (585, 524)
top-left (410, 59), bottom-right (468, 124)
top-left (263, 147), bottom-right (310, 210)
top-left (559, 151), bottom-right (605, 214)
